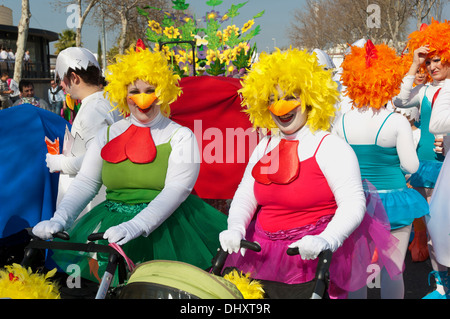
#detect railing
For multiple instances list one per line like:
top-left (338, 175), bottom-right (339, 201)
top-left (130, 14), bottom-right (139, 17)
top-left (0, 60), bottom-right (51, 79)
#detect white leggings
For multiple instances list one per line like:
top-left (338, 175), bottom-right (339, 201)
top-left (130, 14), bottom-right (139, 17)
top-left (348, 224), bottom-right (412, 299)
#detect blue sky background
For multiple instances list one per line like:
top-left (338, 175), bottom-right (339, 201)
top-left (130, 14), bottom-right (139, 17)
top-left (0, 0), bottom-right (304, 55)
top-left (0, 0), bottom-right (449, 56)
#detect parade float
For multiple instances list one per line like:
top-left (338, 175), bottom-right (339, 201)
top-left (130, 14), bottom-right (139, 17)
top-left (139, 0), bottom-right (265, 210)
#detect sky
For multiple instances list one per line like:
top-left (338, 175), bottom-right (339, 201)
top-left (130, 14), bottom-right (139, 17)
top-left (0, 0), bottom-right (305, 55)
top-left (0, 0), bottom-right (449, 56)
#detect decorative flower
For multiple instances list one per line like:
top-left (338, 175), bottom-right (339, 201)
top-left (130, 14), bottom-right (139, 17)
top-left (140, 0), bottom-right (264, 78)
top-left (194, 35), bottom-right (209, 46)
top-left (206, 49), bottom-right (221, 65)
top-left (204, 10), bottom-right (221, 22)
top-left (163, 26), bottom-right (181, 39)
top-left (180, 14), bottom-right (195, 24)
top-left (148, 20), bottom-right (162, 34)
top-left (241, 20), bottom-right (254, 33)
top-left (224, 25), bottom-right (240, 37)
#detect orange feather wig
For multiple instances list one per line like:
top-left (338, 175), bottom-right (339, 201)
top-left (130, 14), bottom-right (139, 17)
top-left (340, 40), bottom-right (410, 109)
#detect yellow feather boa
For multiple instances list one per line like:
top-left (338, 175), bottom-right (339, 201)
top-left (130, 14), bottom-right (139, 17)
top-left (0, 264), bottom-right (60, 299)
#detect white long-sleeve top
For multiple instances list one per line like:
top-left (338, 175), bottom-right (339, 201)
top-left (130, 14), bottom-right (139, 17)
top-left (228, 125), bottom-right (366, 250)
top-left (55, 111), bottom-right (200, 234)
top-left (393, 75), bottom-right (445, 110)
top-left (60, 91), bottom-right (122, 174)
top-left (332, 107), bottom-right (419, 174)
top-left (430, 78), bottom-right (450, 134)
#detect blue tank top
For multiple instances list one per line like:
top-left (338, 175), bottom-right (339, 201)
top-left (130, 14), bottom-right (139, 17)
top-left (343, 113), bottom-right (406, 190)
top-left (416, 87), bottom-right (445, 162)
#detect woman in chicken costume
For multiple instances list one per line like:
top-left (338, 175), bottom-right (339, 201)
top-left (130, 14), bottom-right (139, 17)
top-left (219, 48), bottom-right (402, 299)
top-left (32, 43), bottom-right (227, 286)
top-left (333, 40), bottom-right (429, 298)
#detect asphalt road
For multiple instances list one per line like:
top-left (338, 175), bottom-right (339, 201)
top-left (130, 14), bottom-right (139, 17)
top-left (368, 249), bottom-right (434, 299)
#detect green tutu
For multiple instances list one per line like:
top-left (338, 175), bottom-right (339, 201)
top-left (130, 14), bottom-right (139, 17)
top-left (50, 192), bottom-right (227, 286)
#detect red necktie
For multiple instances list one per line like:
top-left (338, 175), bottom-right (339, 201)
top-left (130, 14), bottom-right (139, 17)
top-left (101, 125), bottom-right (156, 164)
top-left (252, 139), bottom-right (300, 185)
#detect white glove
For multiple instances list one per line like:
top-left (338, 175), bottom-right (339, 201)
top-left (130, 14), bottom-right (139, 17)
top-left (103, 219), bottom-right (145, 246)
top-left (32, 215), bottom-right (66, 240)
top-left (288, 235), bottom-right (331, 260)
top-left (219, 229), bottom-right (246, 256)
top-left (46, 153), bottom-right (64, 173)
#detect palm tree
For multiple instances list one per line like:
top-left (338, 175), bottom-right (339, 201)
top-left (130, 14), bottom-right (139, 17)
top-left (54, 29), bottom-right (78, 55)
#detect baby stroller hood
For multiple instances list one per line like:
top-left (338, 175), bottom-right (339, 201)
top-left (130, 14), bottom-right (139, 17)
top-left (120, 260), bottom-right (243, 299)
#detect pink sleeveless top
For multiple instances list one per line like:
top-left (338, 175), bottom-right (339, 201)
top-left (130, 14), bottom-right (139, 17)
top-left (254, 135), bottom-right (337, 232)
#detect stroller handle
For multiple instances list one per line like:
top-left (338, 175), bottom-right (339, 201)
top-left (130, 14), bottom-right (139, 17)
top-left (53, 231), bottom-right (70, 240)
top-left (241, 240), bottom-right (261, 252)
top-left (210, 240), bottom-right (261, 276)
top-left (286, 247), bottom-right (299, 256)
top-left (88, 232), bottom-right (106, 242)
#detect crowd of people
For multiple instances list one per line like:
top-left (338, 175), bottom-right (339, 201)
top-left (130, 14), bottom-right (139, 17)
top-left (0, 19), bottom-right (449, 300)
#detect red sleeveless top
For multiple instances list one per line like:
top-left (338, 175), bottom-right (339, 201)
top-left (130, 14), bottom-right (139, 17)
top-left (253, 135), bottom-right (337, 232)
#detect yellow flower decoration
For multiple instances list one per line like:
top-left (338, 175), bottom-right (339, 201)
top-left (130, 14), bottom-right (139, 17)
top-left (241, 20), bottom-right (254, 33)
top-left (239, 48), bottom-right (339, 133)
top-left (233, 42), bottom-right (250, 56)
top-left (206, 49), bottom-right (221, 65)
top-left (148, 20), bottom-right (162, 34)
top-left (224, 25), bottom-right (240, 37)
top-left (163, 26), bottom-right (181, 39)
top-left (206, 11), bottom-right (219, 20)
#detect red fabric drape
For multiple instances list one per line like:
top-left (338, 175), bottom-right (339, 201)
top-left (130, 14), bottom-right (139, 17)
top-left (170, 76), bottom-right (259, 199)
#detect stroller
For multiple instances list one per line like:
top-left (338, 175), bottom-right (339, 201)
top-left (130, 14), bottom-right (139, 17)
top-left (118, 241), bottom-right (332, 299)
top-left (21, 229), bottom-right (129, 299)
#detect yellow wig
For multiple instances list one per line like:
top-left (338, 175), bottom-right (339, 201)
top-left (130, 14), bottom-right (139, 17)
top-left (341, 41), bottom-right (409, 109)
top-left (104, 45), bottom-right (181, 117)
top-left (239, 48), bottom-right (339, 133)
top-left (406, 19), bottom-right (450, 64)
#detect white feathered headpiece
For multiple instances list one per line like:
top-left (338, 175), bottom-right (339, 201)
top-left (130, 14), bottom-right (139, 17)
top-left (55, 47), bottom-right (100, 81)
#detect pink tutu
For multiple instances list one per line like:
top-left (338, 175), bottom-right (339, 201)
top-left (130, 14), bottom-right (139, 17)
top-left (224, 181), bottom-right (404, 299)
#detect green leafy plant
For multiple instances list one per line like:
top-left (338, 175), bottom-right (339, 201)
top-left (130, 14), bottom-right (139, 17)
top-left (139, 0), bottom-right (264, 77)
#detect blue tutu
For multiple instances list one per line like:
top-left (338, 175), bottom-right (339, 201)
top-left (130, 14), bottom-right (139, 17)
top-left (364, 185), bottom-right (429, 229)
top-left (408, 160), bottom-right (443, 188)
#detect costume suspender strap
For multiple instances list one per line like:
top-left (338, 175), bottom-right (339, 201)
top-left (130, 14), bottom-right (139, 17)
top-left (106, 126), bottom-right (111, 142)
top-left (314, 134), bottom-right (330, 157)
top-left (342, 114), bottom-right (349, 143)
top-left (375, 112), bottom-right (394, 145)
top-left (432, 88), bottom-right (442, 108)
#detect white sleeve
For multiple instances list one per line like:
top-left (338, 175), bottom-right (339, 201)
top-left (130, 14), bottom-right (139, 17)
top-left (131, 127), bottom-right (201, 236)
top-left (430, 79), bottom-right (450, 134)
top-left (394, 115), bottom-right (420, 174)
top-left (226, 136), bottom-right (274, 235)
top-left (53, 130), bottom-right (105, 228)
top-left (393, 76), bottom-right (423, 109)
top-left (315, 135), bottom-right (366, 251)
top-left (58, 103), bottom-right (116, 175)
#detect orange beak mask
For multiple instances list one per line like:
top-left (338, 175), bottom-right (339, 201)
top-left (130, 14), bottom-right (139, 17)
top-left (268, 99), bottom-right (301, 116)
top-left (129, 92), bottom-right (158, 110)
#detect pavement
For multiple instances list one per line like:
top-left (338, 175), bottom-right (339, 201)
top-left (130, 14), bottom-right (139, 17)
top-left (368, 249), bottom-right (434, 299)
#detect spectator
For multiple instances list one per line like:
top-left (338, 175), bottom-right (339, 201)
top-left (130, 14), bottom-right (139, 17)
top-left (0, 72), bottom-right (12, 110)
top-left (0, 47), bottom-right (8, 61)
top-left (7, 77), bottom-right (19, 103)
top-left (13, 80), bottom-right (51, 111)
top-left (7, 48), bottom-right (14, 71)
top-left (23, 50), bottom-right (31, 73)
top-left (48, 79), bottom-right (65, 115)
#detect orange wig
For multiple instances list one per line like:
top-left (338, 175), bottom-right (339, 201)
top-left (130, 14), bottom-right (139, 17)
top-left (341, 40), bottom-right (409, 109)
top-left (406, 19), bottom-right (450, 64)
